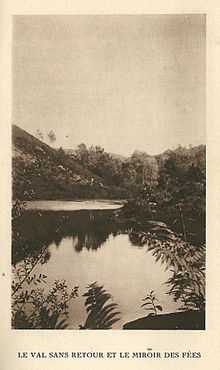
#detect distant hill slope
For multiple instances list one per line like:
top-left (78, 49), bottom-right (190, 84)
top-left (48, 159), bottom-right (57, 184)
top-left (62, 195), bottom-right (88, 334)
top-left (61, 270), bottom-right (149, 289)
top-left (12, 125), bottom-right (111, 200)
top-left (64, 149), bottom-right (127, 162)
top-left (12, 124), bottom-right (205, 202)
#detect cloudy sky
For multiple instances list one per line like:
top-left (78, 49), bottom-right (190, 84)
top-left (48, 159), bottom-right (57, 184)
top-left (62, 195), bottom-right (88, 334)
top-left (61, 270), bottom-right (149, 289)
top-left (13, 15), bottom-right (206, 155)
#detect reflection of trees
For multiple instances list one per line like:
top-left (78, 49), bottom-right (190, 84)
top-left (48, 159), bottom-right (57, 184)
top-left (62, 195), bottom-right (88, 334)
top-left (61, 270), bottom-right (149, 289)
top-left (12, 210), bottom-right (128, 264)
top-left (13, 210), bottom-right (205, 313)
top-left (74, 231), bottom-right (110, 252)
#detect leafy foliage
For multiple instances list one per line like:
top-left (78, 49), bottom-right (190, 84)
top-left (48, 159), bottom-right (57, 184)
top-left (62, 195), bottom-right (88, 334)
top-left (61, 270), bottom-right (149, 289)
top-left (12, 127), bottom-right (206, 327)
top-left (141, 290), bottom-right (163, 316)
top-left (12, 199), bottom-right (26, 219)
top-left (13, 125), bottom-right (205, 247)
top-left (80, 282), bottom-right (120, 329)
top-left (12, 125), bottom-right (126, 200)
top-left (12, 250), bottom-right (79, 329)
top-left (129, 226), bottom-right (205, 311)
top-left (122, 145), bottom-right (205, 246)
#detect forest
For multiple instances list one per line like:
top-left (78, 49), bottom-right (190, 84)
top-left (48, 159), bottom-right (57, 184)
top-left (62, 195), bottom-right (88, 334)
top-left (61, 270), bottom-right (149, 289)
top-left (12, 125), bottom-right (206, 329)
top-left (13, 124), bottom-right (205, 246)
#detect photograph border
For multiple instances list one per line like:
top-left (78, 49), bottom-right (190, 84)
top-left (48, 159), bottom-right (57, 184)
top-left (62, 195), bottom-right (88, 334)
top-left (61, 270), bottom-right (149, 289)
top-left (1, 1), bottom-right (220, 369)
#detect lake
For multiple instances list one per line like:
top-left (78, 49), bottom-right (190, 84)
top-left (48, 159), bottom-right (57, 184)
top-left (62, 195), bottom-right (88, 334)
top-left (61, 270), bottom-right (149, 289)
top-left (25, 199), bottom-right (124, 211)
top-left (12, 200), bottom-right (179, 329)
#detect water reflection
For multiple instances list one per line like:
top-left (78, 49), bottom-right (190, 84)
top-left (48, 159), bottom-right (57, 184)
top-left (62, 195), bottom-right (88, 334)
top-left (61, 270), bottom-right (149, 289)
top-left (12, 210), bottom-right (130, 264)
top-left (12, 209), bottom-right (182, 329)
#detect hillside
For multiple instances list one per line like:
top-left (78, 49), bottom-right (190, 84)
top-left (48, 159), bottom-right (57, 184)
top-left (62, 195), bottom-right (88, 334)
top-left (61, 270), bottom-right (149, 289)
top-left (12, 124), bottom-right (205, 216)
top-left (12, 125), bottom-right (113, 200)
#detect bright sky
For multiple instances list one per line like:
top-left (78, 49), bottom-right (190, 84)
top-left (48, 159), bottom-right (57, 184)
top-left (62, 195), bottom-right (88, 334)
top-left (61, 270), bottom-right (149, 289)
top-left (13, 15), bottom-right (206, 156)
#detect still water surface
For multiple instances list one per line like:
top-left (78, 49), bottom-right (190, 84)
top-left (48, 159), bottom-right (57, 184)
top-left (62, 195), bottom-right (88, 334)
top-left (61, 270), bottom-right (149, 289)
top-left (26, 199), bottom-right (124, 211)
top-left (14, 201), bottom-right (179, 329)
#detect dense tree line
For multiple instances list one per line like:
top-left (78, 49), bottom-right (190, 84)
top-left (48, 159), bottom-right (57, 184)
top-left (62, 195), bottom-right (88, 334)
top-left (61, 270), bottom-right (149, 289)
top-left (13, 125), bottom-right (205, 245)
top-left (122, 145), bottom-right (205, 246)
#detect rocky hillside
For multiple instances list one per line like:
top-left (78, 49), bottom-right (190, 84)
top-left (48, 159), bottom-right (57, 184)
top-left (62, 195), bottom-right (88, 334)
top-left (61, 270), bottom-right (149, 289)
top-left (12, 124), bottom-right (205, 208)
top-left (12, 125), bottom-right (111, 200)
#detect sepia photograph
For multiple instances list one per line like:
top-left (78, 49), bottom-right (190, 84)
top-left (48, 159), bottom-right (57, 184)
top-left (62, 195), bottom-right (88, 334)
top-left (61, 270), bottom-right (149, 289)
top-left (11, 14), bottom-right (206, 330)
